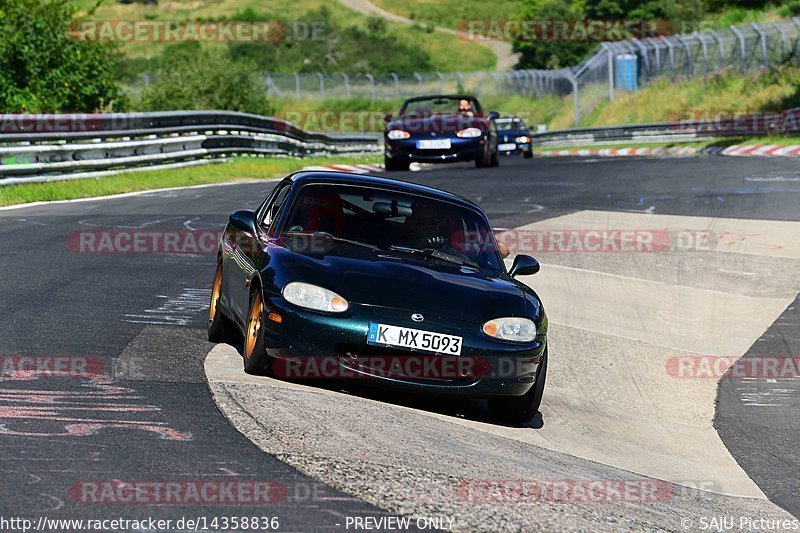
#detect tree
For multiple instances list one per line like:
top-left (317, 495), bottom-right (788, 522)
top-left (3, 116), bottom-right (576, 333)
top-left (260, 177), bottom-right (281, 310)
top-left (0, 0), bottom-right (125, 112)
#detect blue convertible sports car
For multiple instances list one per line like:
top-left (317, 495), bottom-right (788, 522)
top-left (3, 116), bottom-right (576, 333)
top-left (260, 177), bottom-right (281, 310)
top-left (209, 171), bottom-right (548, 423)
top-left (496, 117), bottom-right (533, 158)
top-left (383, 95), bottom-right (500, 171)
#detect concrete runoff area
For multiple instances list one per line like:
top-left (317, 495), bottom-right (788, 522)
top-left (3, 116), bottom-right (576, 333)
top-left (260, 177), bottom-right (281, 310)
top-left (205, 346), bottom-right (794, 532)
top-left (205, 209), bottom-right (800, 529)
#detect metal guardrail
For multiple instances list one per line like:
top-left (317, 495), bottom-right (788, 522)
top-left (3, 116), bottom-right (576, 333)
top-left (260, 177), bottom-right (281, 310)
top-left (534, 110), bottom-right (800, 147)
top-left (0, 111), bottom-right (382, 185)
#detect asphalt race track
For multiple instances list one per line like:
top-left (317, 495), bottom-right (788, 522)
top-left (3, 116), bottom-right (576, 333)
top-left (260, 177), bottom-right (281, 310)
top-left (1, 154), bottom-right (798, 531)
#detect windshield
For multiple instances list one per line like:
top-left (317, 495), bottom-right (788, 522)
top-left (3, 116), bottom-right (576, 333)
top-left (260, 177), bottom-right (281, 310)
top-left (497, 119), bottom-right (526, 132)
top-left (280, 184), bottom-right (502, 271)
top-left (399, 97), bottom-right (481, 118)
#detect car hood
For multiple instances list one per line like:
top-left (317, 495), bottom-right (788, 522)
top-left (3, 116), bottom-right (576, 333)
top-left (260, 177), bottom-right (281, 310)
top-left (387, 114), bottom-right (488, 135)
top-left (288, 249), bottom-right (527, 323)
top-left (498, 130), bottom-right (528, 139)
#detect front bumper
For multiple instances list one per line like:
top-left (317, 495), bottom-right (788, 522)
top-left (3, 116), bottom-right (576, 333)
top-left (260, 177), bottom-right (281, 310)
top-left (385, 136), bottom-right (485, 163)
top-left (263, 297), bottom-right (546, 398)
top-left (499, 142), bottom-right (532, 155)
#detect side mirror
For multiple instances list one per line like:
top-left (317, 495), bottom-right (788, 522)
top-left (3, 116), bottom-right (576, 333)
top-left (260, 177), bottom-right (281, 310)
top-left (509, 254), bottom-right (540, 277)
top-left (229, 210), bottom-right (257, 234)
top-left (384, 113), bottom-right (393, 123)
top-left (488, 111), bottom-right (500, 120)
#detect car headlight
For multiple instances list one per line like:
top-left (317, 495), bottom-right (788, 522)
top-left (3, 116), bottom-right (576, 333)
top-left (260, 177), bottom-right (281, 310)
top-left (515, 136), bottom-right (531, 144)
top-left (482, 317), bottom-right (537, 342)
top-left (283, 282), bottom-right (349, 313)
top-left (387, 130), bottom-right (410, 140)
top-left (456, 127), bottom-right (483, 138)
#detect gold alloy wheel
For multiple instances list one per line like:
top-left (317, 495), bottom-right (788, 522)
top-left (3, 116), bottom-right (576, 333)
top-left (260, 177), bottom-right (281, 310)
top-left (209, 267), bottom-right (222, 325)
top-left (245, 292), bottom-right (263, 359)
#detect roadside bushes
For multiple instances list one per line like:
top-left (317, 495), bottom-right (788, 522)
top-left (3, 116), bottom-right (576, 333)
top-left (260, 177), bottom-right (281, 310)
top-left (135, 44), bottom-right (275, 115)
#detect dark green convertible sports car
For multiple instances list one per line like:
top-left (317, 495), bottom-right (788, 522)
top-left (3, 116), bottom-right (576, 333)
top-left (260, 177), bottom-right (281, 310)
top-left (208, 171), bottom-right (548, 423)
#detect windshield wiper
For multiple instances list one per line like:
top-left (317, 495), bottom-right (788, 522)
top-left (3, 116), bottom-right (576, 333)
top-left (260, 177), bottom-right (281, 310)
top-left (388, 245), bottom-right (479, 268)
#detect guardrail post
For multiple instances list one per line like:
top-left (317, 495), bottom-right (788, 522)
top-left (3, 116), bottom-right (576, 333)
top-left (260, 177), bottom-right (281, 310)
top-left (390, 72), bottom-right (400, 98)
top-left (730, 26), bottom-right (747, 71)
top-left (491, 73), bottom-right (499, 96)
top-left (294, 73), bottom-right (301, 99)
top-left (365, 73), bottom-right (376, 102)
top-left (341, 73), bottom-right (351, 98)
top-left (414, 73), bottom-right (423, 96)
top-left (751, 23), bottom-right (768, 66)
top-left (143, 73), bottom-right (150, 90)
top-left (436, 71), bottom-right (445, 93)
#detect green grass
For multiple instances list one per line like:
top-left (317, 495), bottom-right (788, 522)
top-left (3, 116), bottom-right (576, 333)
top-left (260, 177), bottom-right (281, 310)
top-left (369, 0), bottom-right (518, 31)
top-left (536, 136), bottom-right (800, 153)
top-left (0, 155), bottom-right (379, 207)
top-left (70, 0), bottom-right (495, 71)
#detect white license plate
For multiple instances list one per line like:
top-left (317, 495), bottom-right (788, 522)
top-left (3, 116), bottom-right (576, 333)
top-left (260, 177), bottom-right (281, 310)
top-left (367, 322), bottom-right (462, 355)
top-left (417, 139), bottom-right (451, 150)
top-left (498, 143), bottom-right (517, 151)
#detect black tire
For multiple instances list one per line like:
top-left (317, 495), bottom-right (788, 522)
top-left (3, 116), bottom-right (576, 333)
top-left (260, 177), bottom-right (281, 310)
top-left (242, 289), bottom-right (274, 376)
top-left (488, 347), bottom-right (547, 424)
top-left (384, 156), bottom-right (409, 171)
top-left (208, 263), bottom-right (237, 343)
top-left (475, 143), bottom-right (492, 168)
top-left (523, 150), bottom-right (533, 159)
top-left (490, 146), bottom-right (500, 166)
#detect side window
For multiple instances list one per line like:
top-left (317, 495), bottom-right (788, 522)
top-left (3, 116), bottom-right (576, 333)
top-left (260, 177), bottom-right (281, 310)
top-left (261, 184), bottom-right (291, 230)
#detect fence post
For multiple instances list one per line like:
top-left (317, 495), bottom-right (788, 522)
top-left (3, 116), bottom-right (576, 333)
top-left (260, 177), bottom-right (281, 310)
top-left (569, 73), bottom-right (579, 127)
top-left (773, 21), bottom-right (787, 59)
top-left (694, 32), bottom-right (709, 74)
top-left (603, 43), bottom-right (614, 101)
top-left (316, 72), bottom-right (325, 97)
top-left (436, 71), bottom-right (445, 93)
top-left (677, 35), bottom-right (693, 76)
top-left (365, 74), bottom-right (376, 102)
top-left (651, 39), bottom-right (661, 73)
top-left (341, 73), bottom-right (350, 98)
top-left (751, 23), bottom-right (768, 66)
top-left (390, 72), bottom-right (400, 98)
top-left (491, 73), bottom-right (499, 96)
top-left (711, 31), bottom-right (725, 69)
top-left (631, 38), bottom-right (650, 84)
top-left (414, 73), bottom-right (423, 96)
top-left (664, 37), bottom-right (676, 77)
top-left (730, 26), bottom-right (747, 71)
top-left (294, 73), bottom-right (301, 99)
top-left (265, 74), bottom-right (273, 97)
